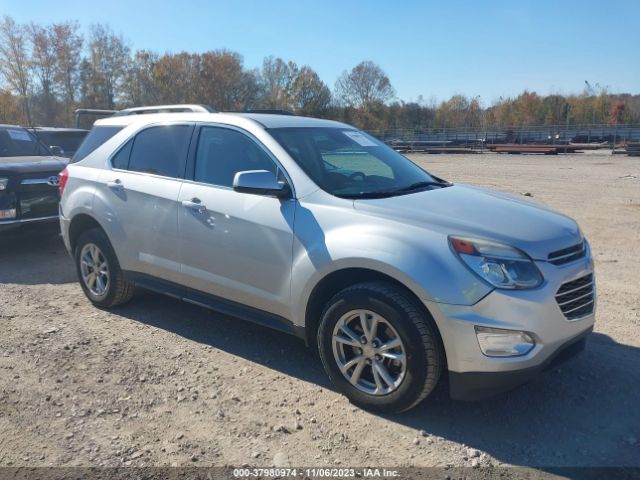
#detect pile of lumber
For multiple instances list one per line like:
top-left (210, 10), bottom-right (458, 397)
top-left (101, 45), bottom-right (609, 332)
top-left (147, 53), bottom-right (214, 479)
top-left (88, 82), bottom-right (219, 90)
top-left (486, 144), bottom-right (584, 155)
top-left (389, 141), bottom-right (482, 154)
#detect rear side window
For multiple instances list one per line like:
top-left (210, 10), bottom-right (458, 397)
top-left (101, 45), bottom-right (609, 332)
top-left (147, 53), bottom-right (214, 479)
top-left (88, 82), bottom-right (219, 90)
top-left (128, 124), bottom-right (192, 178)
top-left (71, 126), bottom-right (122, 163)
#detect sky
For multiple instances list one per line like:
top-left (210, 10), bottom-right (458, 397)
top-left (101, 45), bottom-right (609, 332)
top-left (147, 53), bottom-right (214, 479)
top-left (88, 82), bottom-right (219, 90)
top-left (3, 0), bottom-right (639, 105)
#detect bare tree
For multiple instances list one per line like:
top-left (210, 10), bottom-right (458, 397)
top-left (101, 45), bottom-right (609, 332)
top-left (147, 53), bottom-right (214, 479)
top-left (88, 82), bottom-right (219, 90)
top-left (123, 49), bottom-right (160, 107)
top-left (335, 61), bottom-right (395, 109)
top-left (29, 23), bottom-right (57, 124)
top-left (0, 15), bottom-right (32, 124)
top-left (82, 24), bottom-right (130, 108)
top-left (52, 21), bottom-right (82, 105)
top-left (259, 56), bottom-right (298, 110)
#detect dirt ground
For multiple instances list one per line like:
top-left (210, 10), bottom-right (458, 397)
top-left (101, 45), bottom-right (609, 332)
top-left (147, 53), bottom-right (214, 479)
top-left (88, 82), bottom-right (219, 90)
top-left (0, 153), bottom-right (639, 472)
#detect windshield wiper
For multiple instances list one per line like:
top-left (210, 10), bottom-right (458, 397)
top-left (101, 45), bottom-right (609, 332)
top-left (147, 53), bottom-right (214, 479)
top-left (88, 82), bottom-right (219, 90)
top-left (336, 180), bottom-right (452, 200)
top-left (389, 180), bottom-right (452, 193)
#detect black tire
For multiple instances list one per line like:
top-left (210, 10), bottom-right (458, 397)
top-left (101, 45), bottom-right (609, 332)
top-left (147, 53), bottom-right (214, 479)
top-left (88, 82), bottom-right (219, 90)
top-left (74, 228), bottom-right (135, 308)
top-left (317, 281), bottom-right (444, 413)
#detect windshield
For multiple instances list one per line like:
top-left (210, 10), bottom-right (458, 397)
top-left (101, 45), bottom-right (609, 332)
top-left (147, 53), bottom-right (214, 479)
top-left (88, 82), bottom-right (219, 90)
top-left (0, 127), bottom-right (50, 157)
top-left (269, 127), bottom-right (448, 198)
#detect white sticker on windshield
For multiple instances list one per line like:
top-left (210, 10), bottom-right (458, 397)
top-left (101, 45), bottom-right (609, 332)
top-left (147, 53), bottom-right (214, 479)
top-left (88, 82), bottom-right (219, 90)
top-left (7, 129), bottom-right (31, 141)
top-left (343, 130), bottom-right (378, 147)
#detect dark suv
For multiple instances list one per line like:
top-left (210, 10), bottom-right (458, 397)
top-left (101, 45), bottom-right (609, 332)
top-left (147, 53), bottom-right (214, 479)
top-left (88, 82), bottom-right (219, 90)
top-left (0, 124), bottom-right (67, 232)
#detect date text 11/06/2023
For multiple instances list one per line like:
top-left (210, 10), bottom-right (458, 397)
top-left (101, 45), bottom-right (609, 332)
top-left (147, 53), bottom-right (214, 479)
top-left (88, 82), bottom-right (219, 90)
top-left (232, 468), bottom-right (400, 478)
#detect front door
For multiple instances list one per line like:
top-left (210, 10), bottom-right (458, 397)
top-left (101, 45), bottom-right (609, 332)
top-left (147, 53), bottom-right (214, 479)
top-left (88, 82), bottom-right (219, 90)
top-left (177, 125), bottom-right (295, 318)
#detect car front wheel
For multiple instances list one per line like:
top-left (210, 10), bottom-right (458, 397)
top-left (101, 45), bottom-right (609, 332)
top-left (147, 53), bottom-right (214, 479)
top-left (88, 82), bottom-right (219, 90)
top-left (317, 281), bottom-right (444, 413)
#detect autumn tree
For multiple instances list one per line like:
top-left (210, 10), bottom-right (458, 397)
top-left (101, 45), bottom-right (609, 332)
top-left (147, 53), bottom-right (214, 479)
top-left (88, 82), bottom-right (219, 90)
top-left (198, 50), bottom-right (259, 110)
top-left (0, 16), bottom-right (32, 124)
top-left (52, 21), bottom-right (83, 105)
top-left (151, 52), bottom-right (200, 104)
top-left (609, 102), bottom-right (625, 126)
top-left (81, 24), bottom-right (130, 108)
top-left (290, 66), bottom-right (331, 116)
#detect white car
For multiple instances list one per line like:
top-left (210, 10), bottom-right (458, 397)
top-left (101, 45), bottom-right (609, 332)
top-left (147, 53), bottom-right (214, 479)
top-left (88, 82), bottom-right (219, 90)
top-left (58, 106), bottom-right (595, 412)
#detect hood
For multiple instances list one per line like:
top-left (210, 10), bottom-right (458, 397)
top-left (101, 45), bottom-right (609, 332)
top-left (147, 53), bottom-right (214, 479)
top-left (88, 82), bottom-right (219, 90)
top-left (353, 184), bottom-right (582, 260)
top-left (0, 156), bottom-right (68, 176)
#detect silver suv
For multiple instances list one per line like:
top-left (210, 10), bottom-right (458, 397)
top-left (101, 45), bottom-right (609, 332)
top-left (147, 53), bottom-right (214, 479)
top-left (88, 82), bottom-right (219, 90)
top-left (59, 108), bottom-right (596, 412)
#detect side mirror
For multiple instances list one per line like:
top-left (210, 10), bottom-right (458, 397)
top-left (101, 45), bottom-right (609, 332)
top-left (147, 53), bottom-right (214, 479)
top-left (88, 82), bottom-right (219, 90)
top-left (49, 145), bottom-right (64, 156)
top-left (233, 170), bottom-right (291, 198)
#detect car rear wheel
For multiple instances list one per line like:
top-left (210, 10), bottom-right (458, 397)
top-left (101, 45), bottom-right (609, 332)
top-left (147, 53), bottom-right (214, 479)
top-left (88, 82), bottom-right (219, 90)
top-left (74, 228), bottom-right (135, 307)
top-left (317, 281), bottom-right (444, 413)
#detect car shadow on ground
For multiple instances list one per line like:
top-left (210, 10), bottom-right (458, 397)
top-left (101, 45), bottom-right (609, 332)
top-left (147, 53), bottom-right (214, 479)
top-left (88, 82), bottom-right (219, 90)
top-left (0, 227), bottom-right (77, 285)
top-left (114, 289), bottom-right (640, 468)
top-left (111, 290), bottom-right (331, 389)
top-left (389, 332), bottom-right (640, 468)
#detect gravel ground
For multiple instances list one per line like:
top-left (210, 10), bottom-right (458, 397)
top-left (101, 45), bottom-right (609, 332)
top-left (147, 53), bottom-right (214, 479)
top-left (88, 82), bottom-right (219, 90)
top-left (0, 153), bottom-right (638, 473)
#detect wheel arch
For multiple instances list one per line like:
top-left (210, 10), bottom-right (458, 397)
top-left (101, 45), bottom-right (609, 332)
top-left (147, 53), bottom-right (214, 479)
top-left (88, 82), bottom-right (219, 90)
top-left (68, 213), bottom-right (106, 253)
top-left (303, 267), bottom-right (445, 361)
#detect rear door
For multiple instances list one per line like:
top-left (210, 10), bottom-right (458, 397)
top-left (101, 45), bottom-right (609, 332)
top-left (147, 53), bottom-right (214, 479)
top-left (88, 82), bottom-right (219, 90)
top-left (98, 123), bottom-right (194, 283)
top-left (176, 124), bottom-right (295, 318)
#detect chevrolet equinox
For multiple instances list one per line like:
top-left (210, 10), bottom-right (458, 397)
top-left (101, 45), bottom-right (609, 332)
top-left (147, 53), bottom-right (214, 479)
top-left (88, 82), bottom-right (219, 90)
top-left (59, 108), bottom-right (596, 412)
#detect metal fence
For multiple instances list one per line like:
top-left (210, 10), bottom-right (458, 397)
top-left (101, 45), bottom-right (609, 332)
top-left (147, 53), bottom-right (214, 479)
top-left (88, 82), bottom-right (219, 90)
top-left (367, 124), bottom-right (640, 146)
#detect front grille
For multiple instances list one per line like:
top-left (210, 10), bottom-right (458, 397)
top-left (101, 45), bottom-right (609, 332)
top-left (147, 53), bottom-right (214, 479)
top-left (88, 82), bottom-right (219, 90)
top-left (555, 274), bottom-right (594, 320)
top-left (548, 242), bottom-right (586, 265)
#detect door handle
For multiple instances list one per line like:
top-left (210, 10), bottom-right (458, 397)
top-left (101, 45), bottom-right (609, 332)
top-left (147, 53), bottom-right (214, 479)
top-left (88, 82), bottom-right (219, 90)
top-left (106, 179), bottom-right (124, 191)
top-left (182, 198), bottom-right (207, 213)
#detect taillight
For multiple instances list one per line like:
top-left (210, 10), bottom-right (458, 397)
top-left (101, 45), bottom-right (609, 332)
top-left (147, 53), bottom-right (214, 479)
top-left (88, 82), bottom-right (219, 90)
top-left (58, 167), bottom-right (69, 196)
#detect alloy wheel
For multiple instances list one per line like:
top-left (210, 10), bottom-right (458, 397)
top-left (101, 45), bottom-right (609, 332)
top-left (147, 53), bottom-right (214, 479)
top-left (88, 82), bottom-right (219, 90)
top-left (80, 243), bottom-right (110, 297)
top-left (331, 309), bottom-right (407, 395)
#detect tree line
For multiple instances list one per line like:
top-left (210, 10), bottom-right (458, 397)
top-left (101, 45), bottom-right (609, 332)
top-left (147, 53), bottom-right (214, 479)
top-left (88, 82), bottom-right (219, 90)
top-left (1, 14), bottom-right (639, 132)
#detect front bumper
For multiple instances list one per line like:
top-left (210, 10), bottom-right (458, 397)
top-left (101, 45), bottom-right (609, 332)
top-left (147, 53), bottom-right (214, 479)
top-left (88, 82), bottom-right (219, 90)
top-left (423, 250), bottom-right (595, 400)
top-left (449, 326), bottom-right (592, 400)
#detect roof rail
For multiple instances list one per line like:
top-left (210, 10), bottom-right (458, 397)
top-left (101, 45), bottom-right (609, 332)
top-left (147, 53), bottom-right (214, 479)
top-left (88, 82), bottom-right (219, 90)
top-left (113, 104), bottom-right (216, 116)
top-left (244, 109), bottom-right (295, 116)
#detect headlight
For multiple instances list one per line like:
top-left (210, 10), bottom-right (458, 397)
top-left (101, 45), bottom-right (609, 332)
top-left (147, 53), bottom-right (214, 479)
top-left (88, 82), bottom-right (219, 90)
top-left (449, 236), bottom-right (543, 289)
top-left (475, 326), bottom-right (535, 356)
top-left (0, 178), bottom-right (8, 191)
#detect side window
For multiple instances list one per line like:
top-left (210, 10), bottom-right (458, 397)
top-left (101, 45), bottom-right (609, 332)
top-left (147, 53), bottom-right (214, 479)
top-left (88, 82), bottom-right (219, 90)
top-left (194, 127), bottom-right (277, 187)
top-left (128, 124), bottom-right (192, 178)
top-left (111, 140), bottom-right (133, 170)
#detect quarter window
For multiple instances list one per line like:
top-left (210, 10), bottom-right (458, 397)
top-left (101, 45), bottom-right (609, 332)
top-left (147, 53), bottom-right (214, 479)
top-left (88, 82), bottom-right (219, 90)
top-left (128, 125), bottom-right (192, 178)
top-left (111, 140), bottom-right (133, 170)
top-left (194, 127), bottom-right (277, 187)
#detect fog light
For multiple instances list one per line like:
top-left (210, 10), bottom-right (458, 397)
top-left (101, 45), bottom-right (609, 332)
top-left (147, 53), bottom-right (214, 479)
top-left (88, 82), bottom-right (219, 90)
top-left (475, 326), bottom-right (535, 357)
top-left (0, 208), bottom-right (17, 220)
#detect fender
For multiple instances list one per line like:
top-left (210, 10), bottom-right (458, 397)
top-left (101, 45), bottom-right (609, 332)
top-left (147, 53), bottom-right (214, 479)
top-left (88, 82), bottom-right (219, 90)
top-left (289, 202), bottom-right (493, 327)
